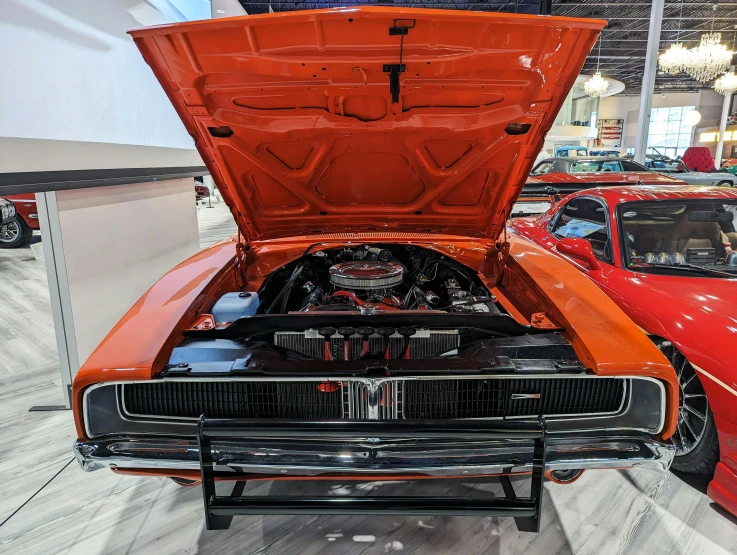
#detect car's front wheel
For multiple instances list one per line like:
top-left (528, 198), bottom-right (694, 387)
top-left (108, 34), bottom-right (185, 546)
top-left (658, 342), bottom-right (719, 474)
top-left (716, 180), bottom-right (734, 187)
top-left (0, 217), bottom-right (33, 249)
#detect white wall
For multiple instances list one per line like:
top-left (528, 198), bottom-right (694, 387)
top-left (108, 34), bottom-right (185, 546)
top-left (598, 90), bottom-right (722, 151)
top-left (0, 0), bottom-right (204, 171)
top-left (53, 178), bottom-right (200, 368)
top-left (599, 90), bottom-right (722, 149)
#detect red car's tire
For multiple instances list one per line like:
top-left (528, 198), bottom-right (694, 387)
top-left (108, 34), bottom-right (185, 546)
top-left (658, 342), bottom-right (720, 475)
top-left (170, 477), bottom-right (201, 487)
top-left (0, 217), bottom-right (33, 249)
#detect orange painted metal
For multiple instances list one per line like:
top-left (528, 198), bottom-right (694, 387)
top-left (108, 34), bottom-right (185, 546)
top-left (129, 8), bottom-right (605, 242)
top-left (71, 239), bottom-right (238, 438)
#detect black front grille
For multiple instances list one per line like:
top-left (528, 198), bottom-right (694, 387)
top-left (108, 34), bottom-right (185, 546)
top-left (122, 378), bottom-right (625, 421)
top-left (403, 378), bottom-right (625, 419)
top-left (123, 381), bottom-right (342, 420)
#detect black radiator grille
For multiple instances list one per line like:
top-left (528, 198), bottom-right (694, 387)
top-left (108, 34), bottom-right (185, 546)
top-left (121, 378), bottom-right (626, 421)
top-left (403, 378), bottom-right (625, 419)
top-left (123, 381), bottom-right (342, 420)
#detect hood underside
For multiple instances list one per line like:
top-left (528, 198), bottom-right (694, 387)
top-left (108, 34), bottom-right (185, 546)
top-left (130, 7), bottom-right (604, 240)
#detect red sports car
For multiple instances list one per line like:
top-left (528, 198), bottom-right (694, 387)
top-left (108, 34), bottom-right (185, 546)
top-left (509, 185), bottom-right (737, 516)
top-left (0, 193), bottom-right (39, 248)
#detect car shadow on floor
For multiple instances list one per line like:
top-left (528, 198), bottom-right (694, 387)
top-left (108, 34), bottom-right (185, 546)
top-left (671, 470), bottom-right (711, 495)
top-left (192, 477), bottom-right (575, 555)
top-left (97, 476), bottom-right (575, 555)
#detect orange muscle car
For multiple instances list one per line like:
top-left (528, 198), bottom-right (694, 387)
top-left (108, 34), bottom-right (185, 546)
top-left (72, 8), bottom-right (677, 532)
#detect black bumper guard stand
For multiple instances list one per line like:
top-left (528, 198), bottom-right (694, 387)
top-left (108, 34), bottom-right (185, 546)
top-left (197, 416), bottom-right (548, 533)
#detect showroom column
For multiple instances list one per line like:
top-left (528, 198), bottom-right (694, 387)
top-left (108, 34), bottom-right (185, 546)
top-left (634, 0), bottom-right (665, 163)
top-left (715, 65), bottom-right (734, 165)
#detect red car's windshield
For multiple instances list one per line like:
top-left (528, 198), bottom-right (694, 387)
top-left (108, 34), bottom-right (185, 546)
top-left (620, 199), bottom-right (737, 277)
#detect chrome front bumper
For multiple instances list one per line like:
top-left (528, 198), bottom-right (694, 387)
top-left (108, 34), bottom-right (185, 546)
top-left (74, 428), bottom-right (675, 477)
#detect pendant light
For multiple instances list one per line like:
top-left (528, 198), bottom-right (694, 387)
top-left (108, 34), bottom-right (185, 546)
top-left (584, 37), bottom-right (610, 97)
top-left (684, 4), bottom-right (733, 83)
top-left (659, 0), bottom-right (689, 74)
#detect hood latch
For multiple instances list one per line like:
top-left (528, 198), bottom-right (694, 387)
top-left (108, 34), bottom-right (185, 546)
top-left (384, 19), bottom-right (415, 104)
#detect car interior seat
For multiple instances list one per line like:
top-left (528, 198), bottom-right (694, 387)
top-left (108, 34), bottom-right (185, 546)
top-left (669, 219), bottom-right (722, 253)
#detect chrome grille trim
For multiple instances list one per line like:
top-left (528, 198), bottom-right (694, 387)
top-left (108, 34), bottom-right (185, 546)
top-left (116, 375), bottom-right (632, 423)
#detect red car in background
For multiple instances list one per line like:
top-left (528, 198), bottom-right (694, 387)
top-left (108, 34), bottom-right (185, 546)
top-left (0, 193), bottom-right (39, 248)
top-left (509, 185), bottom-right (737, 517)
top-left (512, 171), bottom-right (687, 217)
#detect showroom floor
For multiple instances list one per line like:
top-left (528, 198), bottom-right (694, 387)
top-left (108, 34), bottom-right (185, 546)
top-left (1, 202), bottom-right (737, 554)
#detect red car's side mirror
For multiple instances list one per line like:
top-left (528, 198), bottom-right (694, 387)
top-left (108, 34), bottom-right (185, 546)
top-left (556, 237), bottom-right (601, 271)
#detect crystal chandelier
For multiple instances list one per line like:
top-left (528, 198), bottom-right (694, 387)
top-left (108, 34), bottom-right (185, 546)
top-left (584, 72), bottom-right (609, 97)
top-left (714, 70), bottom-right (737, 94)
top-left (659, 43), bottom-right (689, 74)
top-left (659, 0), bottom-right (688, 75)
top-left (584, 38), bottom-right (609, 98)
top-left (683, 6), bottom-right (733, 83)
top-left (684, 32), bottom-right (733, 82)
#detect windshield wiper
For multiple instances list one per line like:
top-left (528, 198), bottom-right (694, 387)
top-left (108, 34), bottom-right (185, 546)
top-left (629, 262), bottom-right (736, 278)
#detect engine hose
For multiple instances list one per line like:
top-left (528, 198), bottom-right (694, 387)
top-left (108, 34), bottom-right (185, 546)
top-left (329, 290), bottom-right (365, 306)
top-left (266, 263), bottom-right (306, 314)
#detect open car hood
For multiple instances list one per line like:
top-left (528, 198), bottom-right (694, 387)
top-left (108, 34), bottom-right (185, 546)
top-left (130, 8), bottom-right (604, 241)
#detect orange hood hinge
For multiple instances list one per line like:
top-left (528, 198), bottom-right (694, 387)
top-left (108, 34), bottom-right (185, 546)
top-left (234, 219), bottom-right (257, 290)
top-left (485, 210), bottom-right (511, 285)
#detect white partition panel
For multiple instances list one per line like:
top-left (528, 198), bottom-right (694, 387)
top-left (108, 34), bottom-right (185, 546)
top-left (37, 178), bottom-right (200, 405)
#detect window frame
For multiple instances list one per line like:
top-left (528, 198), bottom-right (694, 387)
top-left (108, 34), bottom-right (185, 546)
top-left (548, 195), bottom-right (614, 264)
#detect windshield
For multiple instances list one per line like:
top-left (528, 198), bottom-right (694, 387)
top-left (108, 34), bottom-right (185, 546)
top-left (570, 160), bottom-right (622, 172)
top-left (620, 199), bottom-right (737, 277)
top-left (648, 158), bottom-right (689, 172)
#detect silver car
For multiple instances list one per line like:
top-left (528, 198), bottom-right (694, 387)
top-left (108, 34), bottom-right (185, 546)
top-left (645, 155), bottom-right (737, 187)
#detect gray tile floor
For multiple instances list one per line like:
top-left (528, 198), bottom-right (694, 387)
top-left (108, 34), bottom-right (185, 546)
top-left (1, 201), bottom-right (736, 554)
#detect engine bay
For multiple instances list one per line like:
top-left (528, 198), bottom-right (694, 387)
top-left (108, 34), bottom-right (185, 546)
top-left (257, 244), bottom-right (501, 316)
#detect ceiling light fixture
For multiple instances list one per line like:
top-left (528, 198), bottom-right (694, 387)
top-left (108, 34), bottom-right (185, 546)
top-left (659, 0), bottom-right (689, 74)
top-left (713, 28), bottom-right (737, 95)
top-left (683, 5), bottom-right (733, 83)
top-left (714, 70), bottom-right (737, 94)
top-left (584, 38), bottom-right (610, 97)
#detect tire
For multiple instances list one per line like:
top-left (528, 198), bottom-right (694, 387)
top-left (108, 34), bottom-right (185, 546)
top-left (0, 217), bottom-right (33, 249)
top-left (170, 477), bottom-right (201, 487)
top-left (658, 342), bottom-right (719, 475)
top-left (716, 180), bottom-right (733, 187)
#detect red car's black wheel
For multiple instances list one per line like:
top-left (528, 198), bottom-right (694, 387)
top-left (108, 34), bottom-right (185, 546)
top-left (170, 477), bottom-right (201, 487)
top-left (0, 217), bottom-right (33, 249)
top-left (659, 342), bottom-right (719, 474)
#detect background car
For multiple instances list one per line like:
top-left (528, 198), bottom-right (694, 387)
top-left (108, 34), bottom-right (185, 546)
top-left (0, 194), bottom-right (38, 248)
top-left (645, 148), bottom-right (737, 187)
top-left (513, 167), bottom-right (687, 218)
top-left (509, 185), bottom-right (737, 518)
top-left (0, 198), bottom-right (16, 225)
top-left (194, 184), bottom-right (210, 202)
top-left (530, 157), bottom-right (689, 185)
top-left (555, 145), bottom-right (588, 157)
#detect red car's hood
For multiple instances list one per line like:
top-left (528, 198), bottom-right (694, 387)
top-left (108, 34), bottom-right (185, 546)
top-left (130, 8), bottom-right (604, 241)
top-left (634, 273), bottom-right (737, 329)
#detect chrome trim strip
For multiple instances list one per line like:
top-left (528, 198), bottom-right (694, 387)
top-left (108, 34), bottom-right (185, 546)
top-left (73, 436), bottom-right (676, 475)
top-left (85, 375), bottom-right (665, 439)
